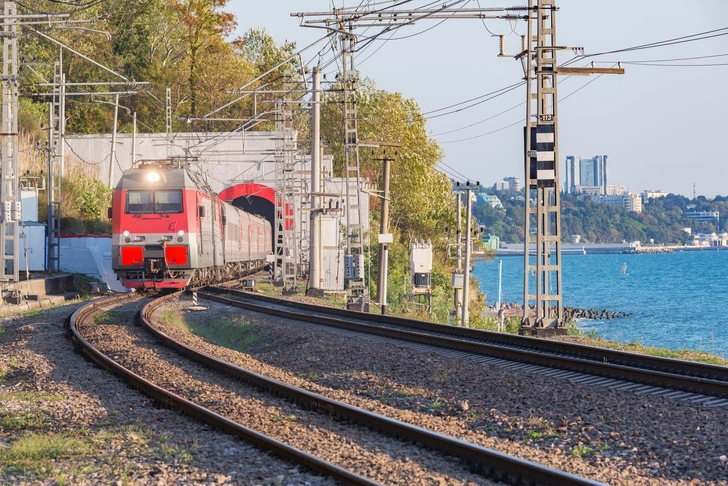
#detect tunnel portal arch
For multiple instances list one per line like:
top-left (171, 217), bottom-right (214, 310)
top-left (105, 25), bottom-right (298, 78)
top-left (218, 183), bottom-right (292, 247)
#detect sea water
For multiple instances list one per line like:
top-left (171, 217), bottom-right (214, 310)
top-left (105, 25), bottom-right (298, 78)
top-left (472, 250), bottom-right (728, 354)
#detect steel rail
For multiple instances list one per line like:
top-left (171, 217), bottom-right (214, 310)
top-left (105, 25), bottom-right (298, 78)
top-left (66, 294), bottom-right (380, 486)
top-left (138, 293), bottom-right (606, 486)
top-left (202, 287), bottom-right (728, 398)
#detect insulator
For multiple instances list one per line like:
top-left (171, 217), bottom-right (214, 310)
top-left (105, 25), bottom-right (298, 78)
top-left (499, 35), bottom-right (505, 56)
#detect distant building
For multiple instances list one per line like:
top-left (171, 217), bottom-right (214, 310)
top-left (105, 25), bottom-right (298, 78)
top-left (576, 185), bottom-right (605, 196)
top-left (691, 232), bottom-right (728, 247)
top-left (624, 193), bottom-right (642, 213)
top-left (641, 190), bottom-right (668, 202)
top-left (503, 177), bottom-right (521, 192)
top-left (493, 181), bottom-right (509, 191)
top-left (481, 234), bottom-right (500, 250)
top-left (686, 210), bottom-right (719, 224)
top-left (564, 155), bottom-right (608, 195)
top-left (607, 184), bottom-right (629, 196)
top-left (493, 177), bottom-right (521, 192)
top-left (590, 193), bottom-right (643, 213)
top-left (477, 193), bottom-right (503, 208)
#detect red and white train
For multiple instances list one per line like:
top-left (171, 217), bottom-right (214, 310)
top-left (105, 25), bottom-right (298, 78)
top-left (111, 159), bottom-right (272, 290)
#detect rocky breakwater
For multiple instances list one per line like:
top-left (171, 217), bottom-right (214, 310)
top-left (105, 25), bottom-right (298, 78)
top-left (563, 306), bottom-right (630, 321)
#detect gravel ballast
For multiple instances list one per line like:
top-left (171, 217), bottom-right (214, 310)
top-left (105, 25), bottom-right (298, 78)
top-left (1, 293), bottom-right (727, 485)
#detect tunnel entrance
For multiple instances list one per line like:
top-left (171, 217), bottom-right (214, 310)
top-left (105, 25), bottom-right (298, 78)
top-left (218, 183), bottom-right (287, 248)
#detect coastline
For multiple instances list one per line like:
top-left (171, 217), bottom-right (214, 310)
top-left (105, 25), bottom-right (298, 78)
top-left (494, 242), bottom-right (724, 256)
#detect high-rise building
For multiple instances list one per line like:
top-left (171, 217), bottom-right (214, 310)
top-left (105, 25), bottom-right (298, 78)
top-left (503, 176), bottom-right (521, 192)
top-left (564, 155), bottom-right (608, 195)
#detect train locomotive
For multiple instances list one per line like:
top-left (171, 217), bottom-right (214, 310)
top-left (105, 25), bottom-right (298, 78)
top-left (111, 159), bottom-right (272, 290)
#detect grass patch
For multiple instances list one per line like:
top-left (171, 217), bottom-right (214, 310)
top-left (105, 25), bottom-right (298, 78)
top-left (526, 430), bottom-right (560, 440)
top-left (270, 416), bottom-right (298, 423)
top-left (0, 391), bottom-right (64, 403)
top-left (295, 372), bottom-right (320, 381)
top-left (571, 445), bottom-right (593, 457)
top-left (94, 309), bottom-right (135, 325)
top-left (179, 314), bottom-right (274, 354)
top-left (157, 443), bottom-right (193, 463)
top-left (0, 431), bottom-right (89, 479)
top-left (557, 322), bottom-right (728, 366)
top-left (428, 396), bottom-right (445, 410)
top-left (21, 308), bottom-right (43, 318)
top-left (159, 308), bottom-right (185, 329)
top-left (0, 408), bottom-right (49, 430)
top-left (0, 420), bottom-right (197, 483)
top-left (0, 356), bottom-right (19, 382)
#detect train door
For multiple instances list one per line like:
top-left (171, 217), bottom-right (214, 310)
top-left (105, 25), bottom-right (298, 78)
top-left (197, 194), bottom-right (214, 267)
top-left (212, 199), bottom-right (224, 267)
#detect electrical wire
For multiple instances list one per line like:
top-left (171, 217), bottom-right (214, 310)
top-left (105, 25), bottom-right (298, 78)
top-left (436, 160), bottom-right (472, 181)
top-left (560, 27), bottom-right (728, 67)
top-left (424, 81), bottom-right (525, 120)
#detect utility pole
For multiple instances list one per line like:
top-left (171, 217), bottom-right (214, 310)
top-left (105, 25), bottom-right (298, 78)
top-left (507, 0), bottom-right (623, 335)
top-left (308, 66), bottom-right (323, 296)
top-left (340, 29), bottom-right (367, 308)
top-left (462, 184), bottom-right (474, 327)
top-left (454, 191), bottom-right (463, 322)
top-left (108, 93), bottom-right (119, 188)
top-left (274, 71), bottom-right (298, 293)
top-left (1, 2), bottom-right (20, 287)
top-left (375, 150), bottom-right (394, 315)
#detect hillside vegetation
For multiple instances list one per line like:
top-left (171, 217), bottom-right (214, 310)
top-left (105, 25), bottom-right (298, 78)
top-left (474, 191), bottom-right (728, 245)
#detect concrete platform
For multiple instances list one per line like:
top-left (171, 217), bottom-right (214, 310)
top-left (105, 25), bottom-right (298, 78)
top-left (0, 292), bottom-right (81, 318)
top-left (0, 274), bottom-right (81, 317)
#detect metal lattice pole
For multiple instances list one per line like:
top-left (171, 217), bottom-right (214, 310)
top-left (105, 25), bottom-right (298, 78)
top-left (521, 0), bottom-right (563, 332)
top-left (274, 73), bottom-right (298, 292)
top-left (1, 1), bottom-right (19, 285)
top-left (341, 30), bottom-right (367, 305)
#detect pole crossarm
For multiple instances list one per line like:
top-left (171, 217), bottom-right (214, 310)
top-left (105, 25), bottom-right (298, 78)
top-left (557, 66), bottom-right (625, 75)
top-left (293, 7), bottom-right (527, 30)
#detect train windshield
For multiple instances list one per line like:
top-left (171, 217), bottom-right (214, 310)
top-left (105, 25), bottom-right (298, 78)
top-left (126, 190), bottom-right (183, 214)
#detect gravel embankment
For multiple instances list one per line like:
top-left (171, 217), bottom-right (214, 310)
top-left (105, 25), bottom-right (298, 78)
top-left (1, 293), bottom-right (727, 485)
top-left (0, 299), bottom-right (334, 486)
top-left (79, 299), bottom-right (494, 485)
top-left (153, 295), bottom-right (728, 486)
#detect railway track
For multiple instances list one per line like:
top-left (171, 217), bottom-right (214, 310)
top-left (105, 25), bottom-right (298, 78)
top-left (202, 286), bottom-right (728, 405)
top-left (67, 293), bottom-right (607, 486)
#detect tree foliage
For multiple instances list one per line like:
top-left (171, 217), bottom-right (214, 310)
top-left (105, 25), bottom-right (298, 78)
top-left (319, 78), bottom-right (457, 307)
top-left (15, 1), bottom-right (466, 316)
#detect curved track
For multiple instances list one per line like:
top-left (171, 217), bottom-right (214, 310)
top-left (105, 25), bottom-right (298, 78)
top-left (202, 287), bottom-right (728, 403)
top-left (67, 293), bottom-right (606, 486)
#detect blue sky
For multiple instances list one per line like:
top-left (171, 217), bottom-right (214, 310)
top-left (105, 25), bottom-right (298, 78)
top-left (226, 1), bottom-right (728, 198)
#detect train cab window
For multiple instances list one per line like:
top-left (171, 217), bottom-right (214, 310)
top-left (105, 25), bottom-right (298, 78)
top-left (126, 190), bottom-right (183, 214)
top-left (126, 190), bottom-right (154, 214)
top-left (154, 190), bottom-right (183, 213)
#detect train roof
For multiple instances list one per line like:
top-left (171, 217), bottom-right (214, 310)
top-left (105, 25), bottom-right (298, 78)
top-left (116, 166), bottom-right (197, 190)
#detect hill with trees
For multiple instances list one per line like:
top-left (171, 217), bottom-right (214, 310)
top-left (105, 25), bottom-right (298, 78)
top-left (473, 191), bottom-right (728, 245)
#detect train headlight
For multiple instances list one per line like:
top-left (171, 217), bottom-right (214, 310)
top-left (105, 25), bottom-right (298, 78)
top-left (177, 230), bottom-right (184, 236)
top-left (123, 230), bottom-right (130, 237)
top-left (123, 230), bottom-right (131, 243)
top-left (146, 171), bottom-right (160, 183)
top-left (177, 229), bottom-right (184, 242)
